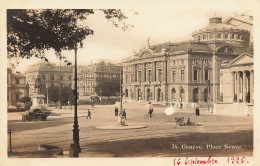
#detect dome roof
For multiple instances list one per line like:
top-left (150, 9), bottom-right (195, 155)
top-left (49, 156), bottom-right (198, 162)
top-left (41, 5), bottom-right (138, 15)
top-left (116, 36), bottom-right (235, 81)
top-left (193, 17), bottom-right (246, 35)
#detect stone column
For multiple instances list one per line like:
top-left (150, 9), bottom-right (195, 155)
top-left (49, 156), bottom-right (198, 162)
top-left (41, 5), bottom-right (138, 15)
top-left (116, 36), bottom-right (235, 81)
top-left (233, 72), bottom-right (235, 102)
top-left (143, 85), bottom-right (145, 101)
top-left (236, 71), bottom-right (240, 102)
top-left (133, 64), bottom-right (136, 83)
top-left (163, 60), bottom-right (166, 83)
top-left (250, 70), bottom-right (254, 103)
top-left (142, 63), bottom-right (145, 83)
top-left (212, 55), bottom-right (217, 102)
top-left (243, 71), bottom-right (246, 103)
top-left (152, 62), bottom-right (155, 82)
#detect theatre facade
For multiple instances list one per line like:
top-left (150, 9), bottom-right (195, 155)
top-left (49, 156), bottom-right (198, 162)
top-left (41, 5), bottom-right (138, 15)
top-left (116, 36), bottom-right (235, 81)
top-left (122, 17), bottom-right (252, 107)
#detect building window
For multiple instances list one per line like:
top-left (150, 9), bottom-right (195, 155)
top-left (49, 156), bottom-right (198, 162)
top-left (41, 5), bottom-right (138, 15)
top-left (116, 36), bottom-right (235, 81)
top-left (209, 34), bottom-right (213, 39)
top-left (181, 70), bottom-right (184, 81)
top-left (16, 78), bottom-right (19, 84)
top-left (231, 34), bottom-right (235, 39)
top-left (60, 75), bottom-right (63, 81)
top-left (125, 89), bottom-right (128, 97)
top-left (158, 69), bottom-right (162, 82)
top-left (194, 69), bottom-right (198, 81)
top-left (205, 69), bottom-right (209, 81)
top-left (180, 88), bottom-right (185, 100)
top-left (147, 70), bottom-right (152, 82)
top-left (172, 70), bottom-right (176, 82)
top-left (51, 83), bottom-right (54, 87)
top-left (171, 88), bottom-right (176, 99)
top-left (216, 33), bottom-right (221, 38)
top-left (193, 88), bottom-right (199, 102)
top-left (137, 71), bottom-right (142, 83)
top-left (41, 83), bottom-right (45, 89)
top-left (224, 34), bottom-right (229, 38)
top-left (126, 74), bottom-right (129, 83)
top-left (204, 59), bottom-right (209, 64)
top-left (51, 74), bottom-right (54, 80)
top-left (193, 58), bottom-right (198, 63)
top-left (16, 93), bottom-right (20, 101)
top-left (42, 75), bottom-right (46, 80)
top-left (203, 35), bottom-right (206, 40)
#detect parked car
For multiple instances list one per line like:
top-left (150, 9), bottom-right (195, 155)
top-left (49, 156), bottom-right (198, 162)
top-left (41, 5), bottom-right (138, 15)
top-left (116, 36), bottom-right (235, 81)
top-left (21, 108), bottom-right (51, 121)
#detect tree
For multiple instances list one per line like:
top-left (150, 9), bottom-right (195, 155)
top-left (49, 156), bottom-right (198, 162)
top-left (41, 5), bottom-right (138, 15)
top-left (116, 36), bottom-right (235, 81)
top-left (94, 81), bottom-right (120, 101)
top-left (7, 9), bottom-right (133, 65)
top-left (18, 96), bottom-right (31, 104)
top-left (61, 86), bottom-right (76, 105)
top-left (18, 96), bottom-right (32, 110)
top-left (47, 86), bottom-right (59, 106)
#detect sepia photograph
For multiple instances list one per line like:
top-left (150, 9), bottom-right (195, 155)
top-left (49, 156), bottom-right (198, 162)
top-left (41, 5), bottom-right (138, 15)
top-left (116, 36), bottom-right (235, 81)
top-left (1, 0), bottom-right (260, 165)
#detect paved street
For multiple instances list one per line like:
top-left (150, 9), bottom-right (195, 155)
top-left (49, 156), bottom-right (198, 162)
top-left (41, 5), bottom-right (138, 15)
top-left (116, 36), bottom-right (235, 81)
top-left (7, 103), bottom-right (253, 157)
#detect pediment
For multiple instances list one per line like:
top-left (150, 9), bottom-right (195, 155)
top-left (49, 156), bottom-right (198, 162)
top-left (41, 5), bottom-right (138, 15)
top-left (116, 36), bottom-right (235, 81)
top-left (230, 53), bottom-right (253, 66)
top-left (139, 49), bottom-right (154, 58)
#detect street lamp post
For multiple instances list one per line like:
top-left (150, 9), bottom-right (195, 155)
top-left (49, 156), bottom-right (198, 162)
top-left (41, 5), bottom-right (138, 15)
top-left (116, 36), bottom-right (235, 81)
top-left (47, 88), bottom-right (49, 106)
top-left (59, 57), bottom-right (62, 109)
top-left (117, 67), bottom-right (125, 126)
top-left (99, 88), bottom-right (102, 105)
top-left (72, 42), bottom-right (81, 156)
top-left (56, 53), bottom-right (62, 109)
top-left (162, 48), bottom-right (169, 106)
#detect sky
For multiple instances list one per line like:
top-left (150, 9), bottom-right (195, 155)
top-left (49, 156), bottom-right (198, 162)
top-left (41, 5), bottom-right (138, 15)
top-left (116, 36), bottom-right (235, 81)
top-left (7, 7), bottom-right (253, 73)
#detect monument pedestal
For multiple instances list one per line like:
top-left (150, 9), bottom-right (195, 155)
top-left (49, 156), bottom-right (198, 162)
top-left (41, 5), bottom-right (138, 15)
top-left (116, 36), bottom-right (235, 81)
top-left (117, 116), bottom-right (126, 126)
top-left (32, 93), bottom-right (45, 107)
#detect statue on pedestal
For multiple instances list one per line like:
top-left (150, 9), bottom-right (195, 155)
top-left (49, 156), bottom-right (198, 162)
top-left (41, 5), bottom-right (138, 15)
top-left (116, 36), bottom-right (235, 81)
top-left (35, 75), bottom-right (42, 94)
top-left (32, 75), bottom-right (45, 107)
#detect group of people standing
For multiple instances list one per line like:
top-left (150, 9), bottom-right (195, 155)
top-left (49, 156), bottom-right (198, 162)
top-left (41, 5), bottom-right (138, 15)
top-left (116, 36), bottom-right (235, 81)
top-left (114, 107), bottom-right (127, 119)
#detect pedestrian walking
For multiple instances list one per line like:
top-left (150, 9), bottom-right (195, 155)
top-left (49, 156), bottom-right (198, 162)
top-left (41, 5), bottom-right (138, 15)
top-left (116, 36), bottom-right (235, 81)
top-left (195, 106), bottom-right (200, 116)
top-left (148, 107), bottom-right (153, 118)
top-left (86, 109), bottom-right (92, 119)
top-left (114, 107), bottom-right (118, 116)
top-left (122, 109), bottom-right (127, 119)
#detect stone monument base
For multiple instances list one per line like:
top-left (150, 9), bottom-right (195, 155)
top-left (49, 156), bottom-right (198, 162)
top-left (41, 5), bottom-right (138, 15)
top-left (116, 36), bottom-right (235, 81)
top-left (32, 93), bottom-right (45, 107)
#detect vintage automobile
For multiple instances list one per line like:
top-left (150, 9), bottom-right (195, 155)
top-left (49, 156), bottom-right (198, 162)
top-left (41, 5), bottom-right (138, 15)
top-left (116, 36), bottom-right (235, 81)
top-left (21, 108), bottom-right (51, 121)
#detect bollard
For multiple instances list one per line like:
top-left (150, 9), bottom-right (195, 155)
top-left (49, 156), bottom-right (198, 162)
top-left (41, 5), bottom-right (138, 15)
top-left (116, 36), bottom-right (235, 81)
top-left (69, 143), bottom-right (79, 157)
top-left (8, 129), bottom-right (12, 153)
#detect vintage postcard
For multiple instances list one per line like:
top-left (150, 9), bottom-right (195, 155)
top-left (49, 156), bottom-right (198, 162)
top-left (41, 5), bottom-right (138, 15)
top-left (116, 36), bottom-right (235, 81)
top-left (0, 0), bottom-right (260, 165)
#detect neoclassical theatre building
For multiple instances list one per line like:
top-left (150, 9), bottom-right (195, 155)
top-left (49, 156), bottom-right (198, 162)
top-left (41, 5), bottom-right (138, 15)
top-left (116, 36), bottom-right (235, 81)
top-left (122, 16), bottom-right (253, 107)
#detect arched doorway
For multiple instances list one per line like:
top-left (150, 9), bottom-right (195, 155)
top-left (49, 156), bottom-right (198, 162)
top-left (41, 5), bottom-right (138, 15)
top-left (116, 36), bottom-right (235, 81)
top-left (130, 89), bottom-right (133, 99)
top-left (171, 88), bottom-right (176, 100)
top-left (147, 88), bottom-right (151, 101)
top-left (204, 88), bottom-right (209, 102)
top-left (125, 89), bottom-right (128, 97)
top-left (157, 88), bottom-right (161, 102)
top-left (193, 88), bottom-right (199, 103)
top-left (180, 88), bottom-right (185, 101)
top-left (137, 89), bottom-right (141, 101)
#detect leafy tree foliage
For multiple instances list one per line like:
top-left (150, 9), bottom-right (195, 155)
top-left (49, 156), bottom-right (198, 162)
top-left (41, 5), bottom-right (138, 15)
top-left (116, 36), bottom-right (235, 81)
top-left (18, 96), bottom-right (31, 104)
top-left (61, 86), bottom-right (79, 105)
top-left (47, 86), bottom-right (60, 103)
top-left (94, 81), bottom-right (120, 99)
top-left (7, 9), bottom-right (133, 66)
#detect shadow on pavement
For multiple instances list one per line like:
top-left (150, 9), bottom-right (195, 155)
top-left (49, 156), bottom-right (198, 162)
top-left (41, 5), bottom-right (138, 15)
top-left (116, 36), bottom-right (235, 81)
top-left (82, 130), bottom-right (253, 157)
